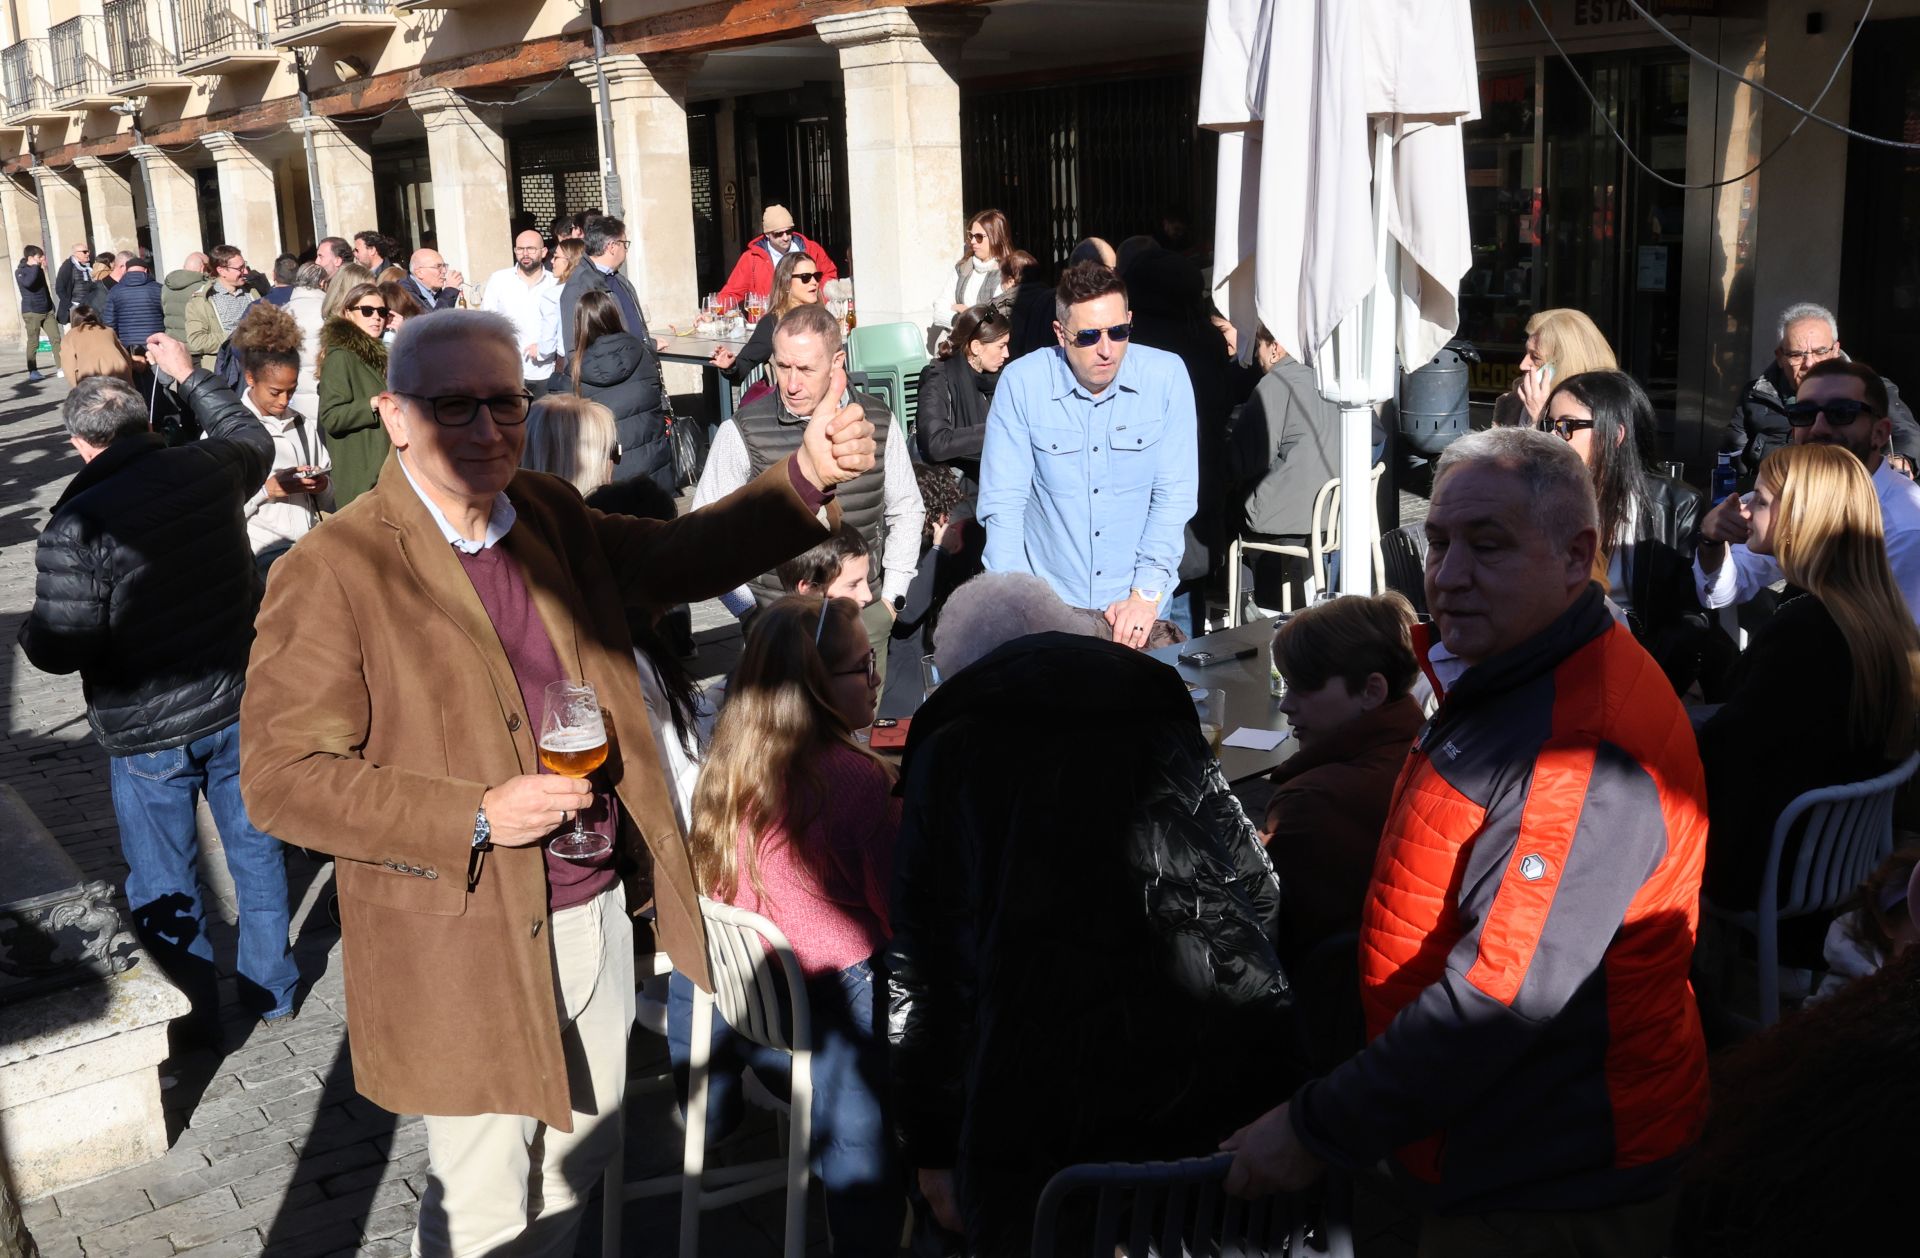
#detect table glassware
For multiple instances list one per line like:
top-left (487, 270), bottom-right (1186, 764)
top-left (920, 653), bottom-right (943, 701)
top-left (1195, 688), bottom-right (1226, 753)
top-left (539, 679), bottom-right (611, 861)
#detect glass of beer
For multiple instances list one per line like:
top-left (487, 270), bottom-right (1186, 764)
top-left (540, 679), bottom-right (611, 861)
top-left (1195, 688), bottom-right (1226, 754)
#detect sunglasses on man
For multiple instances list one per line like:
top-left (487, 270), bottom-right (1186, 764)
top-left (1064, 323), bottom-right (1132, 349)
top-left (1785, 397), bottom-right (1879, 426)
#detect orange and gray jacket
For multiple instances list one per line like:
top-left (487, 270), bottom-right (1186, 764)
top-left (1289, 586), bottom-right (1710, 1214)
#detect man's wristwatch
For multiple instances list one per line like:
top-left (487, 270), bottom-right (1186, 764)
top-left (471, 804), bottom-right (492, 850)
top-left (1131, 587), bottom-right (1161, 604)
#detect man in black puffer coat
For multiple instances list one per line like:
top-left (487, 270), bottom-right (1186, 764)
top-left (887, 574), bottom-right (1297, 1256)
top-left (19, 332), bottom-right (299, 1040)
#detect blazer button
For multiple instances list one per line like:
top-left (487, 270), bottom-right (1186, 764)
top-left (383, 859), bottom-right (397, 871)
top-left (424, 868), bottom-right (439, 880)
top-left (507, 713), bottom-right (522, 732)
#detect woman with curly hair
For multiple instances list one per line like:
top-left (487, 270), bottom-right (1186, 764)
top-left (230, 301), bottom-right (333, 570)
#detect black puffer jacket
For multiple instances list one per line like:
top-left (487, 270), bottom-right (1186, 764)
top-left (573, 331), bottom-right (671, 493)
top-left (887, 634), bottom-right (1295, 1255)
top-left (19, 371), bottom-right (271, 755)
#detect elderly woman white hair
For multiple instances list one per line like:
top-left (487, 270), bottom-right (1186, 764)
top-left (933, 571), bottom-right (1095, 677)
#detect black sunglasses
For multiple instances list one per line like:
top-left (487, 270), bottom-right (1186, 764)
top-left (1066, 322), bottom-right (1132, 349)
top-left (352, 304), bottom-right (390, 319)
top-left (1538, 416), bottom-right (1597, 440)
top-left (792, 271), bottom-right (821, 283)
top-left (1786, 397), bottom-right (1879, 426)
top-left (393, 390), bottom-right (535, 428)
top-left (968, 231), bottom-right (988, 242)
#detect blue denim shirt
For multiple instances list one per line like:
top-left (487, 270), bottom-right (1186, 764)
top-left (978, 343), bottom-right (1198, 609)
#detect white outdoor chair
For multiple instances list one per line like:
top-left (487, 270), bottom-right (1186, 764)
top-left (603, 898), bottom-right (813, 1258)
top-left (1227, 465), bottom-right (1386, 627)
top-left (1030, 1153), bottom-right (1353, 1257)
top-left (1706, 750), bottom-right (1920, 1027)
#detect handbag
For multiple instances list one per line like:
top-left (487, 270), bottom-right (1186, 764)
top-left (667, 408), bottom-right (706, 489)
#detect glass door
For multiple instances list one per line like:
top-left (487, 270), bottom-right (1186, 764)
top-left (1461, 62), bottom-right (1540, 404)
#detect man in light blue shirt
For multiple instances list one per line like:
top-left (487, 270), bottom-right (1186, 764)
top-left (977, 261), bottom-right (1198, 647)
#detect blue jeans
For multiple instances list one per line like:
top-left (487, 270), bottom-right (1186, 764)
top-left (109, 721), bottom-right (298, 1021)
top-left (669, 962), bottom-right (903, 1256)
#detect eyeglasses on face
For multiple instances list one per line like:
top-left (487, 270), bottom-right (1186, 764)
top-left (393, 390), bottom-right (535, 427)
top-left (1785, 397), bottom-right (1879, 426)
top-left (831, 648), bottom-right (879, 682)
top-left (768, 229), bottom-right (794, 239)
top-left (968, 231), bottom-right (988, 243)
top-left (1066, 322), bottom-right (1132, 349)
top-left (420, 261), bottom-right (449, 272)
top-left (1782, 343), bottom-right (1837, 365)
top-left (220, 261), bottom-right (246, 273)
top-left (352, 304), bottom-right (390, 320)
top-left (1539, 416), bottom-right (1597, 440)
top-left (792, 271), bottom-right (821, 284)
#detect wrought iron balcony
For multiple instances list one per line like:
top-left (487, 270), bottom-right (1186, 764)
top-left (49, 16), bottom-right (120, 109)
top-left (104, 0), bottom-right (193, 93)
top-left (178, 0), bottom-right (282, 76)
top-left (270, 0), bottom-right (397, 49)
top-left (2, 39), bottom-right (70, 127)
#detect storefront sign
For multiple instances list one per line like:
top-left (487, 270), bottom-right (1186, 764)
top-left (1472, 0), bottom-right (1716, 49)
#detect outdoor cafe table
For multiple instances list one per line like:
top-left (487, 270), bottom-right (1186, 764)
top-left (656, 330), bottom-right (753, 423)
top-left (1145, 616), bottom-right (1296, 785)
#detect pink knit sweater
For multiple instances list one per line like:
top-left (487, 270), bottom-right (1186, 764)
top-left (727, 743), bottom-right (900, 977)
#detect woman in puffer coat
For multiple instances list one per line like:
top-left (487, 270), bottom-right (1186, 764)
top-left (316, 281), bottom-right (392, 507)
top-left (564, 289), bottom-right (673, 493)
top-left (886, 572), bottom-right (1296, 1256)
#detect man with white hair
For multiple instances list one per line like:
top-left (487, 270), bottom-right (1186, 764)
top-left (1224, 428), bottom-right (1710, 1258)
top-left (1723, 301), bottom-right (1920, 480)
top-left (888, 571), bottom-right (1292, 1254)
top-left (406, 247), bottom-right (465, 312)
top-left (239, 308), bottom-right (876, 1256)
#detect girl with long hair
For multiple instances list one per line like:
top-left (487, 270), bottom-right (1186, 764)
top-left (1497, 307), bottom-right (1619, 426)
top-left (521, 394), bottom-right (619, 498)
top-left (550, 238), bottom-right (586, 285)
top-left (568, 288), bottom-right (673, 490)
top-left (943, 207), bottom-right (1013, 326)
top-left (1699, 443), bottom-right (1920, 914)
top-left (322, 262), bottom-right (376, 320)
top-left (1540, 370), bottom-right (1709, 689)
top-left (709, 248), bottom-right (823, 384)
top-left (916, 303), bottom-right (1010, 502)
top-left (672, 595), bottom-right (903, 1256)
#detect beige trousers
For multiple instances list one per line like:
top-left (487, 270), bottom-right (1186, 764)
top-left (411, 884), bottom-right (636, 1258)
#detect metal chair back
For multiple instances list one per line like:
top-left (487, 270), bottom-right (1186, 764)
top-left (1031, 1154), bottom-right (1353, 1258)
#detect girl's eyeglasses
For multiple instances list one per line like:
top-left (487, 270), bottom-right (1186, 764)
top-left (353, 305), bottom-right (390, 320)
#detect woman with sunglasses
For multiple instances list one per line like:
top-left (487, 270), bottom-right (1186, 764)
top-left (937, 208), bottom-right (1013, 329)
top-left (1540, 370), bottom-right (1712, 692)
top-left (316, 281), bottom-right (392, 507)
top-left (674, 594), bottom-right (902, 1256)
top-left (916, 303), bottom-right (1011, 508)
top-left (565, 288), bottom-right (674, 491)
top-left (709, 249), bottom-right (823, 385)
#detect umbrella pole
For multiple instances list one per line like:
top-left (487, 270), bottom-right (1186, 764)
top-left (1338, 403), bottom-right (1376, 596)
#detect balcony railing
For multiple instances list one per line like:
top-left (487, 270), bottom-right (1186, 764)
top-left (180, 0), bottom-right (273, 63)
top-left (273, 0), bottom-right (391, 25)
top-left (105, 0), bottom-right (185, 86)
top-left (50, 16), bottom-right (116, 102)
top-left (2, 39), bottom-right (55, 118)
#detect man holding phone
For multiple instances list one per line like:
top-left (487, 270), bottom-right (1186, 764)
top-left (977, 261), bottom-right (1198, 649)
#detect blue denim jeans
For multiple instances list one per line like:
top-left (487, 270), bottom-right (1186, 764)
top-left (108, 721), bottom-right (298, 1021)
top-left (669, 961), bottom-right (903, 1256)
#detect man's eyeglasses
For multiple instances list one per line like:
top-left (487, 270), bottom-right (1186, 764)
top-left (1066, 322), bottom-right (1133, 349)
top-left (792, 271), bottom-right (821, 284)
top-left (1539, 416), bottom-right (1597, 440)
top-left (1782, 343), bottom-right (1838, 365)
top-left (1785, 397), bottom-right (1879, 426)
top-left (352, 304), bottom-right (390, 320)
top-left (420, 261), bottom-right (449, 273)
top-left (768, 229), bottom-right (794, 240)
top-left (219, 262), bottom-right (246, 273)
top-left (393, 390), bottom-right (534, 427)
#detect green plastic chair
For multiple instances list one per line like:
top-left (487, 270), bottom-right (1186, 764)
top-left (847, 322), bottom-right (929, 437)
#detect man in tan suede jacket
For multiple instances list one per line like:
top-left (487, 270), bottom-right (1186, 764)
top-left (240, 309), bottom-right (874, 1257)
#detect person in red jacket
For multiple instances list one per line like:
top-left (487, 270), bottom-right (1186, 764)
top-left (1224, 426), bottom-right (1710, 1258)
top-left (717, 204), bottom-right (839, 312)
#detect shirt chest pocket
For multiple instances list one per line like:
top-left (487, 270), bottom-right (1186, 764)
top-left (1109, 417), bottom-right (1168, 492)
top-left (1030, 424), bottom-right (1086, 494)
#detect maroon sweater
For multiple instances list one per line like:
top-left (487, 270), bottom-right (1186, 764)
top-left (457, 545), bottom-right (618, 910)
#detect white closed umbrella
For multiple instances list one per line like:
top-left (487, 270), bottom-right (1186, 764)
top-left (1203, 0), bottom-right (1478, 595)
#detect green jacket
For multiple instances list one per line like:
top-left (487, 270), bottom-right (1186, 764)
top-left (161, 268), bottom-right (204, 343)
top-left (317, 319), bottom-right (390, 507)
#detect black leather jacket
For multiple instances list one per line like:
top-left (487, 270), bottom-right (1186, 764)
top-left (887, 634), bottom-right (1294, 1254)
top-left (1723, 360), bottom-right (1920, 481)
top-left (1613, 472), bottom-right (1710, 691)
top-left (20, 371), bottom-right (271, 754)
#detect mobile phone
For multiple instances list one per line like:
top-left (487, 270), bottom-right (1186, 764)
top-left (1179, 644), bottom-right (1257, 667)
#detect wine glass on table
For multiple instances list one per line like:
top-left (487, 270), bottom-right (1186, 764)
top-left (540, 679), bottom-right (611, 861)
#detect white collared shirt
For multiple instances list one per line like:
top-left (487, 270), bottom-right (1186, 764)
top-left (397, 455), bottom-right (517, 554)
top-left (1693, 456), bottom-right (1920, 620)
top-left (480, 266), bottom-right (561, 381)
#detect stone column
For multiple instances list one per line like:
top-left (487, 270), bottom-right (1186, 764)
top-left (28, 166), bottom-right (89, 267)
top-left (411, 87), bottom-right (511, 292)
top-left (815, 6), bottom-right (983, 329)
top-left (201, 131), bottom-right (283, 262)
top-left (74, 157), bottom-right (140, 258)
top-left (130, 145), bottom-right (203, 277)
top-left (570, 53), bottom-right (705, 325)
top-left (0, 177), bottom-right (37, 348)
top-left (294, 116), bottom-right (378, 244)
